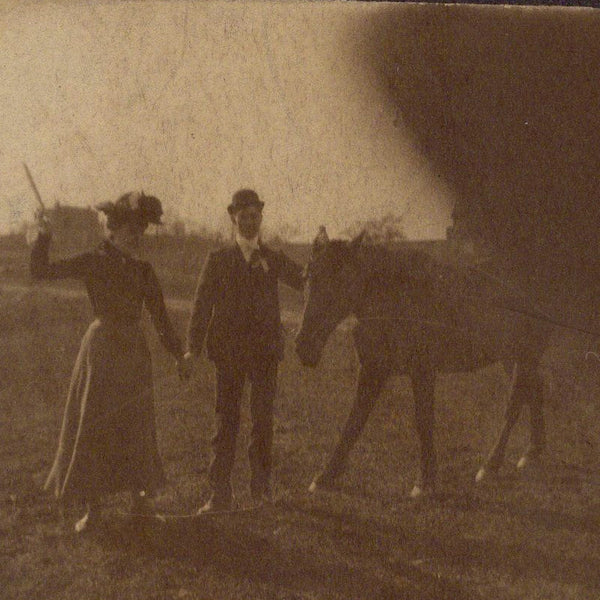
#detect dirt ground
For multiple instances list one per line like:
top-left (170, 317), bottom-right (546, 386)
top-left (1, 281), bottom-right (599, 599)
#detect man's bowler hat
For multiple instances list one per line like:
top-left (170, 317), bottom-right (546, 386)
top-left (227, 189), bottom-right (264, 215)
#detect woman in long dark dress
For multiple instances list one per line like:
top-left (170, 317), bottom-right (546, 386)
top-left (30, 191), bottom-right (185, 532)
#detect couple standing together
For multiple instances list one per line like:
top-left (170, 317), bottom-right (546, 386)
top-left (31, 189), bottom-right (304, 532)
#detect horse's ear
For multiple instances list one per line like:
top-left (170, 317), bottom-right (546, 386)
top-left (349, 229), bottom-right (367, 253)
top-left (312, 225), bottom-right (329, 253)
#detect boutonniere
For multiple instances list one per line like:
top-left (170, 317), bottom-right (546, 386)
top-left (259, 257), bottom-right (269, 272)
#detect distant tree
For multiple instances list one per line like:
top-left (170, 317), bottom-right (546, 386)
top-left (344, 212), bottom-right (406, 244)
top-left (446, 222), bottom-right (496, 262)
top-left (168, 219), bottom-right (186, 237)
top-left (262, 222), bottom-right (300, 245)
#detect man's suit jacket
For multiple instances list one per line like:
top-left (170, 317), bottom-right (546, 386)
top-left (188, 243), bottom-right (304, 364)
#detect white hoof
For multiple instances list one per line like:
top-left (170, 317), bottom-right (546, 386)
top-left (516, 455), bottom-right (528, 470)
top-left (410, 482), bottom-right (436, 499)
top-left (308, 480), bottom-right (318, 494)
top-left (410, 485), bottom-right (422, 499)
top-left (475, 467), bottom-right (487, 483)
top-left (74, 512), bottom-right (90, 533)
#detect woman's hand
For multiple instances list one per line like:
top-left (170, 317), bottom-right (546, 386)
top-left (26, 210), bottom-right (52, 246)
top-left (36, 209), bottom-right (51, 235)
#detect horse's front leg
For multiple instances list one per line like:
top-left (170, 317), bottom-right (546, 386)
top-left (309, 362), bottom-right (389, 493)
top-left (517, 370), bottom-right (546, 470)
top-left (410, 359), bottom-right (437, 499)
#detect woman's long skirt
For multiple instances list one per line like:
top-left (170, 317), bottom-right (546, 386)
top-left (44, 318), bottom-right (166, 503)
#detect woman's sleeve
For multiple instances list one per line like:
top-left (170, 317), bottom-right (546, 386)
top-left (30, 232), bottom-right (92, 280)
top-left (143, 264), bottom-right (184, 360)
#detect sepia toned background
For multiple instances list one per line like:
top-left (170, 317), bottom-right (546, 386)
top-left (1, 1), bottom-right (455, 241)
top-left (1, 2), bottom-right (600, 600)
top-left (2, 2), bottom-right (599, 285)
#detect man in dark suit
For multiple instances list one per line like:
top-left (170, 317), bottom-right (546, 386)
top-left (185, 189), bottom-right (304, 512)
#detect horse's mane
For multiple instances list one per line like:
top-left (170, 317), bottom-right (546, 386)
top-left (352, 242), bottom-right (435, 291)
top-left (352, 241), bottom-right (510, 307)
top-left (320, 239), bottom-right (436, 298)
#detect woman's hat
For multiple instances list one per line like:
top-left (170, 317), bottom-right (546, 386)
top-left (227, 189), bottom-right (264, 215)
top-left (96, 191), bottom-right (163, 227)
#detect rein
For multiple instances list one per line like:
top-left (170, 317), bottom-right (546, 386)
top-left (346, 249), bottom-right (600, 340)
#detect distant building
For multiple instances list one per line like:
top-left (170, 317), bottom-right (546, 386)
top-left (46, 203), bottom-right (103, 249)
top-left (444, 222), bottom-right (496, 264)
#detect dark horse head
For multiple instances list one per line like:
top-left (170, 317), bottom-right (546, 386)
top-left (295, 227), bottom-right (366, 367)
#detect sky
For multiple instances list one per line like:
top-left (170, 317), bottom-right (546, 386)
top-left (0, 0), bottom-right (454, 241)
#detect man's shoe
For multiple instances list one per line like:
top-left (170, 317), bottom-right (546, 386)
top-left (196, 495), bottom-right (232, 515)
top-left (129, 491), bottom-right (167, 525)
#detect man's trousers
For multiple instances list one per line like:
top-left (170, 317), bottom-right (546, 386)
top-left (208, 358), bottom-right (278, 502)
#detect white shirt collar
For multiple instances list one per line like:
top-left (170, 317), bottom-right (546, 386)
top-left (235, 233), bottom-right (260, 263)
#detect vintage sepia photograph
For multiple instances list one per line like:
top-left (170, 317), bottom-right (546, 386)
top-left (1, 1), bottom-right (599, 598)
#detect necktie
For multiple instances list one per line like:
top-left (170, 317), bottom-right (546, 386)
top-left (249, 249), bottom-right (262, 268)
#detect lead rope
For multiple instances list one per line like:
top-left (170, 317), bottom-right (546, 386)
top-left (74, 371), bottom-right (276, 520)
top-left (120, 504), bottom-right (264, 521)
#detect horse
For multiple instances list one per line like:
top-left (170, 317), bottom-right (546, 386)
top-left (295, 227), bottom-right (553, 498)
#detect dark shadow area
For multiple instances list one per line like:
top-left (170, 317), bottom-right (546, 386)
top-left (90, 508), bottom-right (478, 600)
top-left (473, 494), bottom-right (600, 536)
top-left (351, 5), bottom-right (600, 323)
top-left (284, 495), bottom-right (600, 591)
top-left (412, 471), bottom-right (600, 537)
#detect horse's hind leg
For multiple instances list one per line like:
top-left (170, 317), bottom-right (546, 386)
top-left (476, 359), bottom-right (545, 481)
top-left (309, 363), bottom-right (389, 493)
top-left (517, 373), bottom-right (546, 470)
top-left (476, 362), bottom-right (520, 482)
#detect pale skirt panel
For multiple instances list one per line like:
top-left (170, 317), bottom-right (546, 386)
top-left (44, 318), bottom-right (165, 502)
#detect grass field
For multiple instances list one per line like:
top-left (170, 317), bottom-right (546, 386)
top-left (1, 253), bottom-right (600, 599)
